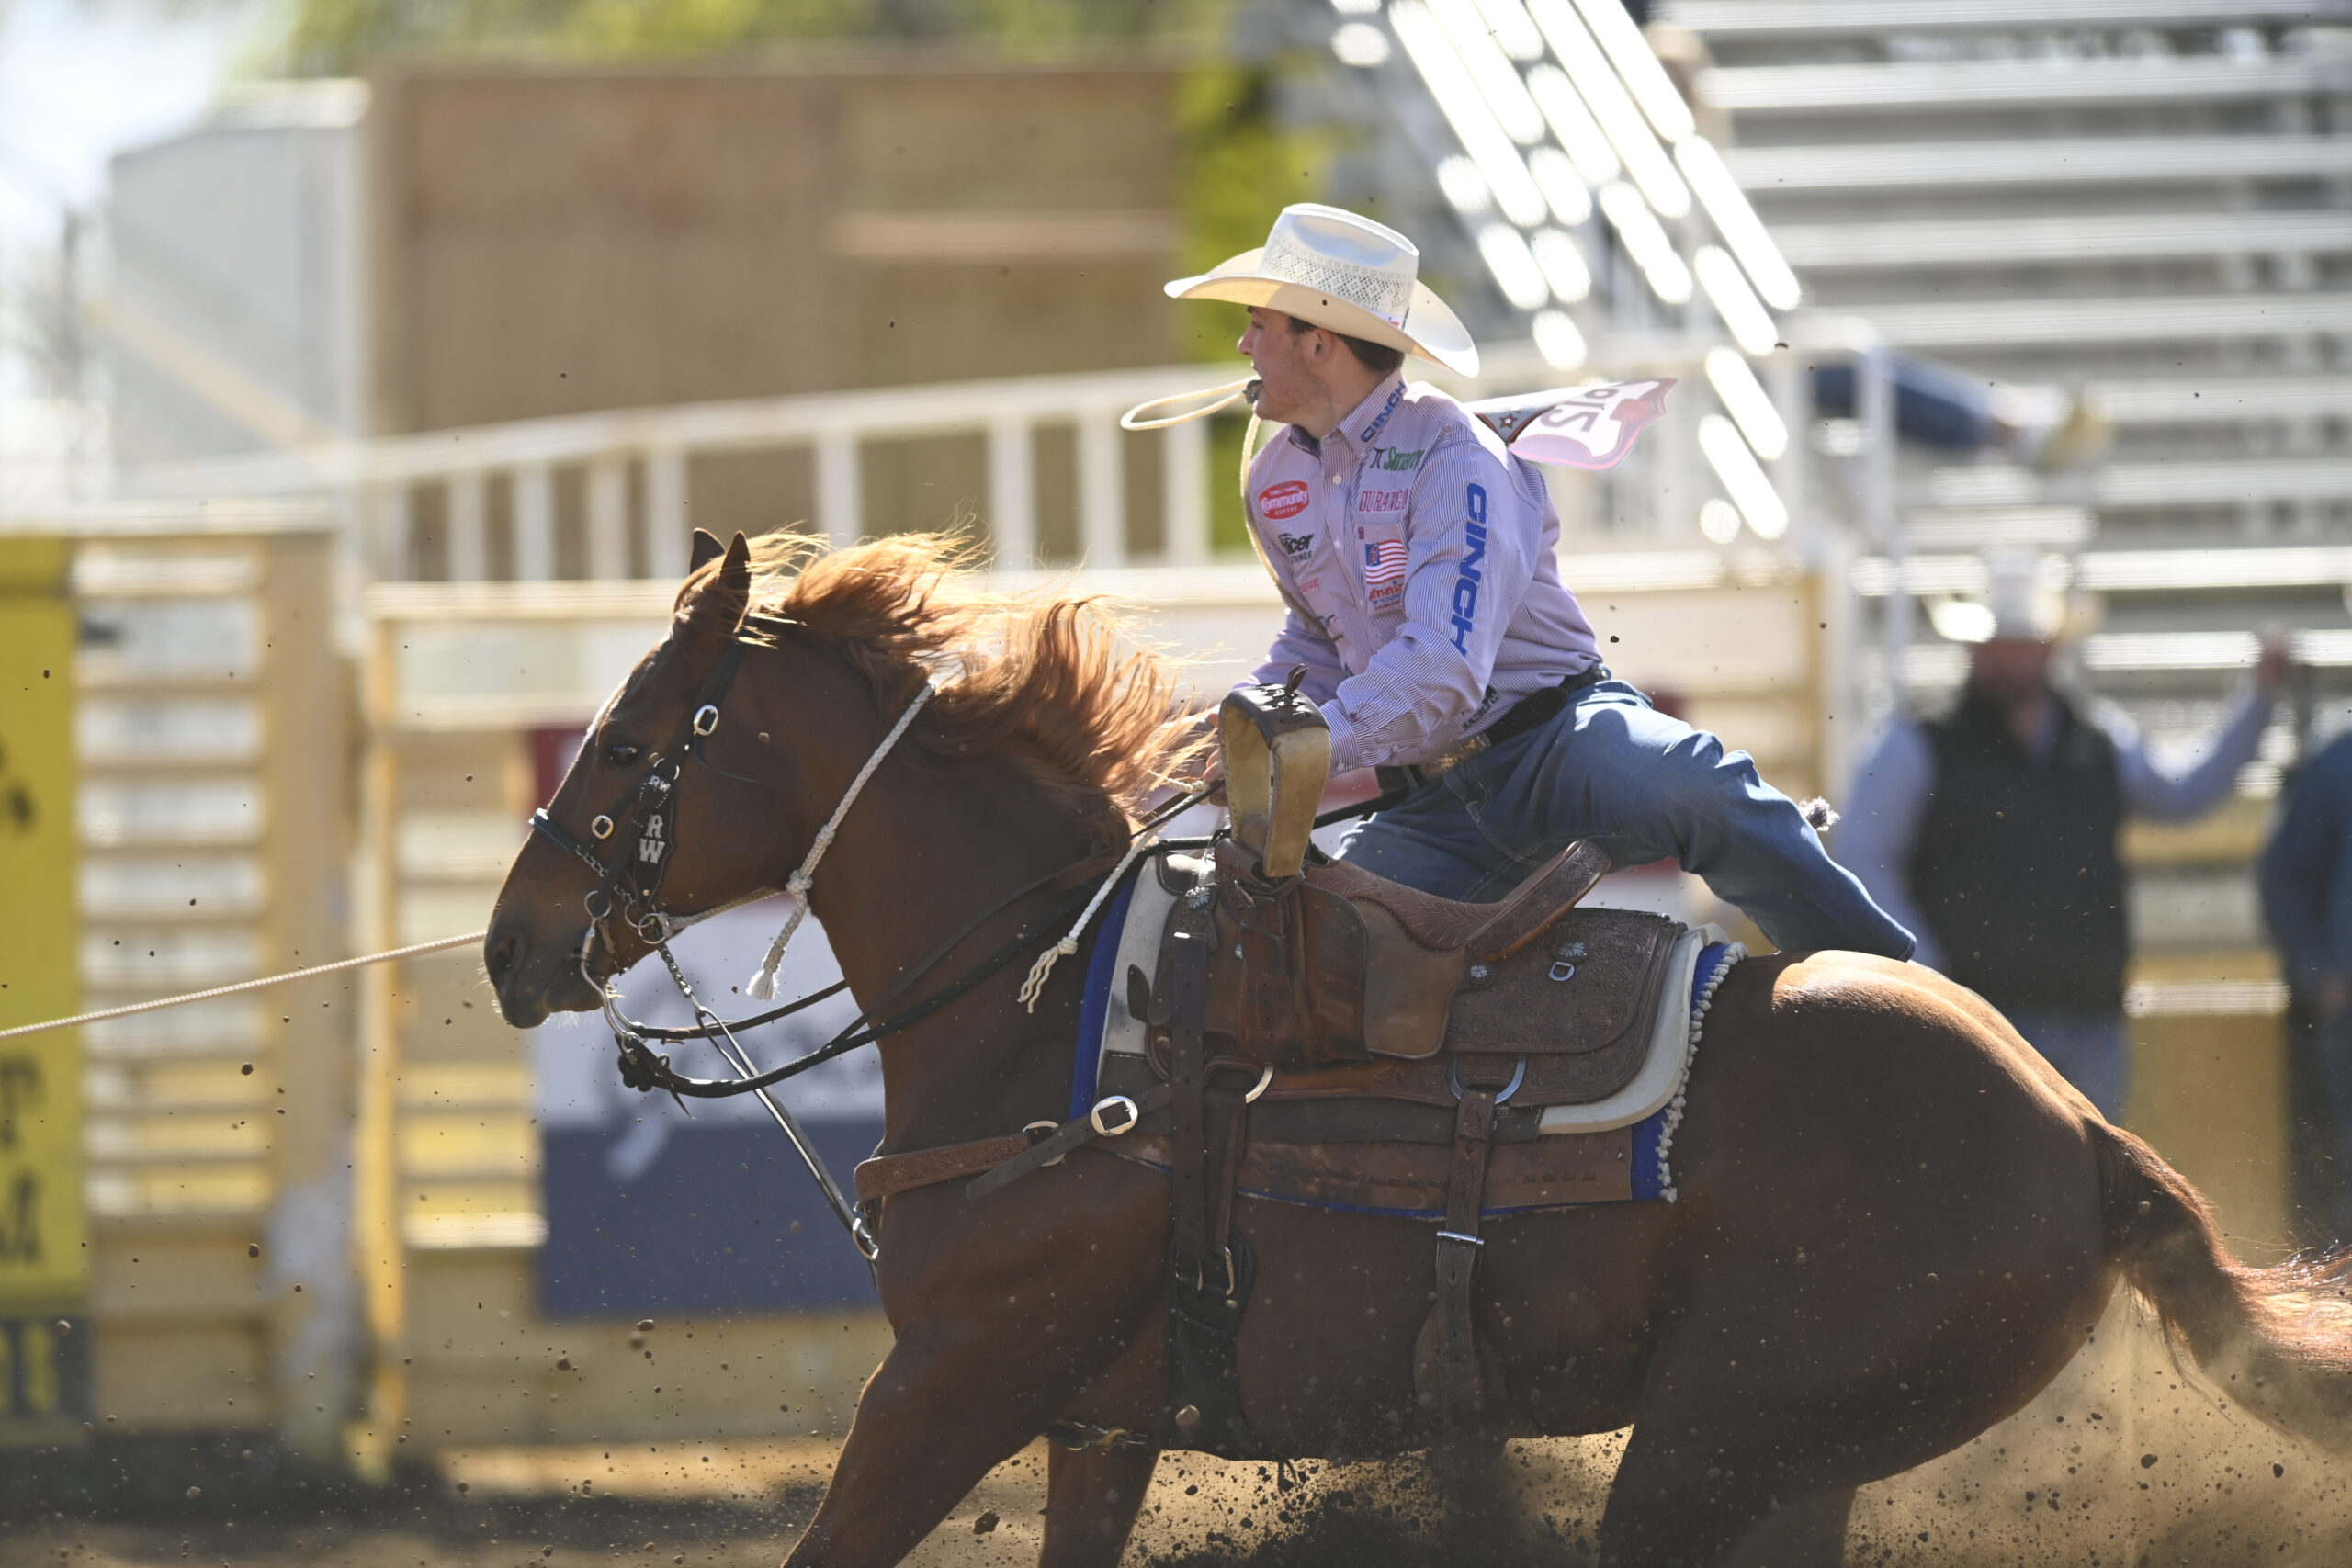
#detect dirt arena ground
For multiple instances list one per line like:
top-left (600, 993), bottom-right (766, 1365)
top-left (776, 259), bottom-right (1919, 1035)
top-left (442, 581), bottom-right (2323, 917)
top-left (8, 1295), bottom-right (2352, 1567)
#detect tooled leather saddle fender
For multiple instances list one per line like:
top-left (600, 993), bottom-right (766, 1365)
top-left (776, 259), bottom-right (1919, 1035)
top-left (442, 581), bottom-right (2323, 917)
top-left (1116, 680), bottom-right (1685, 1449)
top-left (1144, 681), bottom-right (1672, 1076)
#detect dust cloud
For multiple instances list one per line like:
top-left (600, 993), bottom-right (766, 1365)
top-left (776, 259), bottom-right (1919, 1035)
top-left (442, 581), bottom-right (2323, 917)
top-left (7, 1291), bottom-right (2352, 1567)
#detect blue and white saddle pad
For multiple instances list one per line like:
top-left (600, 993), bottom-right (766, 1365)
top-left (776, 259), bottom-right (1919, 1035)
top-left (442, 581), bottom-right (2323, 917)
top-left (1068, 853), bottom-right (1744, 1207)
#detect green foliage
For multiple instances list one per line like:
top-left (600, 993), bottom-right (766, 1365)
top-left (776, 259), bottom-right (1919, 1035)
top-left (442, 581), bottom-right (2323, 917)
top-left (1173, 64), bottom-right (1328, 553)
top-left (272, 0), bottom-right (1232, 75)
top-left (1171, 62), bottom-right (1328, 366)
top-left (1206, 410), bottom-right (1258, 555)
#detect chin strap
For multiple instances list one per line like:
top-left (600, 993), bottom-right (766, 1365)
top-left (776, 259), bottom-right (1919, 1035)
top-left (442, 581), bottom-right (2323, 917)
top-left (747, 680), bottom-right (937, 1000)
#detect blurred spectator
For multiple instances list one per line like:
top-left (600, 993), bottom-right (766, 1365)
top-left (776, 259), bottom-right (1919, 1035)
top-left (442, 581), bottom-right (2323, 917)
top-left (1812, 355), bottom-right (2111, 471)
top-left (2257, 728), bottom-right (2352, 1247)
top-left (1838, 556), bottom-right (2287, 1120)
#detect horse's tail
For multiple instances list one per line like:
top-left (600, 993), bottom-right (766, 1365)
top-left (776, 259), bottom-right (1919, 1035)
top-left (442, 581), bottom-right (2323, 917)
top-left (2096, 1119), bottom-right (2352, 1447)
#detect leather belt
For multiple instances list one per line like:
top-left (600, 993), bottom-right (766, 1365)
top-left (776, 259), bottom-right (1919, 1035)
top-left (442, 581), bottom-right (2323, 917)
top-left (1378, 663), bottom-right (1611, 796)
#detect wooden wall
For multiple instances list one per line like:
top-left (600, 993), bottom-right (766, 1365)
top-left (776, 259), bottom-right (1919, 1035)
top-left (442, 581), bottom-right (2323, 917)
top-left (364, 59), bottom-right (1182, 545)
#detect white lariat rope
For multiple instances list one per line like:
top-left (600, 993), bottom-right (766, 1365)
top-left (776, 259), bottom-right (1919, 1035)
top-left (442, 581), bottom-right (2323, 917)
top-left (1118, 377), bottom-right (1256, 432)
top-left (1014, 778), bottom-right (1217, 1013)
top-left (0, 930), bottom-right (486, 1043)
top-left (745, 680), bottom-right (938, 1001)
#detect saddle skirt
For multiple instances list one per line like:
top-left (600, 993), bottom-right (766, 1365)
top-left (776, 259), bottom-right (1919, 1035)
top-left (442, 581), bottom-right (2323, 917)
top-left (1088, 848), bottom-right (1729, 1143)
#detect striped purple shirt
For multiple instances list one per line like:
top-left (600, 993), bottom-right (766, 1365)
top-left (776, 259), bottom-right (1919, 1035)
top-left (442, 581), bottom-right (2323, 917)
top-left (1244, 372), bottom-right (1601, 773)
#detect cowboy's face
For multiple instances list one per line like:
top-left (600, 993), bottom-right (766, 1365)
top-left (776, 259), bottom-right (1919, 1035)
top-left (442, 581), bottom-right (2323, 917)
top-left (1238, 307), bottom-right (1334, 426)
top-left (1970, 637), bottom-right (2055, 705)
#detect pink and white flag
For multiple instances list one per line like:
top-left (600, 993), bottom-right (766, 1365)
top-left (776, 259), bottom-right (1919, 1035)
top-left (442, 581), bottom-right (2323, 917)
top-left (1469, 378), bottom-right (1678, 472)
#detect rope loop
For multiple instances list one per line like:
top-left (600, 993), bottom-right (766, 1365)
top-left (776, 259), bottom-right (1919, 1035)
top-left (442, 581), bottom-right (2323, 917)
top-left (1012, 778), bottom-right (1214, 1012)
top-left (1119, 378), bottom-right (1258, 431)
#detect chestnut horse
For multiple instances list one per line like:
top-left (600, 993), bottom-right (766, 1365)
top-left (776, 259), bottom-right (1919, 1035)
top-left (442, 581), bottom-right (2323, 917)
top-left (487, 533), bottom-right (2351, 1568)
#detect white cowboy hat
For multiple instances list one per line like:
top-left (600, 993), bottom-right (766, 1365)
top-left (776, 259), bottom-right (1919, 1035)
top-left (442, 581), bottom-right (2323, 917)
top-left (1928, 549), bottom-right (2097, 644)
top-left (1163, 204), bottom-right (1481, 378)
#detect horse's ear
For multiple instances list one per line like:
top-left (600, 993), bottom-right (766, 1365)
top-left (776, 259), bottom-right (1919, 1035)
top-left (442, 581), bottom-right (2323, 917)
top-left (688, 528), bottom-right (727, 575)
top-left (675, 532), bottom-right (752, 651)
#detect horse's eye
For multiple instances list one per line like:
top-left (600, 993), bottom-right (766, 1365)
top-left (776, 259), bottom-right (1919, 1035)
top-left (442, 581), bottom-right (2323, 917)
top-left (604, 742), bottom-right (641, 767)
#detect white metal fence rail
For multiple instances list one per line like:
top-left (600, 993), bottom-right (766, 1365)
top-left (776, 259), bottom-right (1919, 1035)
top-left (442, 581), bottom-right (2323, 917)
top-left (113, 364), bottom-right (1228, 581)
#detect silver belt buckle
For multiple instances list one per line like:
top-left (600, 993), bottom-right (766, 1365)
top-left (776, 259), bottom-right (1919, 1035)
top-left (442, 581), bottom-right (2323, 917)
top-left (1419, 731), bottom-right (1492, 780)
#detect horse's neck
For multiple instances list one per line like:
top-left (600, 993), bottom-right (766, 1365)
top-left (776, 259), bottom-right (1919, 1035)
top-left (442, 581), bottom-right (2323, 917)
top-left (808, 754), bottom-right (1101, 1150)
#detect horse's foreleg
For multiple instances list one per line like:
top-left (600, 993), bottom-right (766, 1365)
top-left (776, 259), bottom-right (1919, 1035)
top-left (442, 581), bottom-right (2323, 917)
top-left (1599, 1422), bottom-right (1801, 1568)
top-left (782, 1334), bottom-right (1084, 1568)
top-left (1038, 1442), bottom-right (1159, 1568)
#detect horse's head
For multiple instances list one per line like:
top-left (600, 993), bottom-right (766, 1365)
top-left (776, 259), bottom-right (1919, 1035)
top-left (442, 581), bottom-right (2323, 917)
top-left (485, 528), bottom-right (773, 1027)
top-left (487, 525), bottom-right (1200, 1030)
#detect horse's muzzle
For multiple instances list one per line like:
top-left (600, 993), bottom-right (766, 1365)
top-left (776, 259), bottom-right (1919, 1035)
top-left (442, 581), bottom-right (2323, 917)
top-left (484, 917), bottom-right (605, 1028)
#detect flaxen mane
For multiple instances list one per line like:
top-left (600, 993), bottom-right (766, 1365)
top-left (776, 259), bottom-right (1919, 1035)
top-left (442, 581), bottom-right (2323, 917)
top-left (690, 533), bottom-right (1199, 858)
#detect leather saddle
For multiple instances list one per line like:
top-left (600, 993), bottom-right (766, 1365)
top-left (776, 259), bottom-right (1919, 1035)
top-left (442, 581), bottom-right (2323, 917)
top-left (1136, 680), bottom-right (1681, 1089)
top-left (851, 688), bottom-right (1707, 1459)
top-left (1125, 679), bottom-right (1690, 1451)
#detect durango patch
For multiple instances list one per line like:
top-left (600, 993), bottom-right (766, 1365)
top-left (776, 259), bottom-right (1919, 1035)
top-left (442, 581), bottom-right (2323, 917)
top-left (1258, 480), bottom-right (1312, 521)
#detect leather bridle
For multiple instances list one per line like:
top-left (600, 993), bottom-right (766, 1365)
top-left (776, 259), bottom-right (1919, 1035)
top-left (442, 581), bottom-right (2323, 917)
top-left (523, 624), bottom-right (1137, 1265)
top-left (518, 623), bottom-right (1387, 1269)
top-left (529, 640), bottom-right (752, 970)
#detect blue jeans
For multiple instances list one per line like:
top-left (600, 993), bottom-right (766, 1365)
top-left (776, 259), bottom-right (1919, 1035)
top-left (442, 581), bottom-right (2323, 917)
top-left (2006, 1010), bottom-right (2130, 1123)
top-left (1334, 680), bottom-right (1917, 960)
top-left (1812, 354), bottom-right (1994, 449)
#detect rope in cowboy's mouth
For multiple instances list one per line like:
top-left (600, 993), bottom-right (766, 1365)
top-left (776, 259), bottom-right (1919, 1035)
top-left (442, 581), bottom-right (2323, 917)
top-left (0, 931), bottom-right (488, 1043)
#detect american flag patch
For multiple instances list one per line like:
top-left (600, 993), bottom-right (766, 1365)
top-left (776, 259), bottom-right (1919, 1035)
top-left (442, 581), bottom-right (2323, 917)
top-left (1363, 539), bottom-right (1408, 589)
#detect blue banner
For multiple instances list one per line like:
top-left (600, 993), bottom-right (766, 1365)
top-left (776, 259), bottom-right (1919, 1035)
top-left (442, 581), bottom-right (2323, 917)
top-left (535, 900), bottom-right (883, 1317)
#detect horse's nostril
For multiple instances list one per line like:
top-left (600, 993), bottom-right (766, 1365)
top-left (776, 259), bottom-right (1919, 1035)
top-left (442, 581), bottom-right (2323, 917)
top-left (487, 932), bottom-right (517, 987)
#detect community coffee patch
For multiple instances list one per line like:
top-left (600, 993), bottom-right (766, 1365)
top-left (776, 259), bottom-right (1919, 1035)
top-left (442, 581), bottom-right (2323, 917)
top-left (1258, 480), bottom-right (1311, 520)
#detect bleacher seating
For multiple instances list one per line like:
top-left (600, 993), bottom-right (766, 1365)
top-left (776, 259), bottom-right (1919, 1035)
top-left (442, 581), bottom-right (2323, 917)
top-left (1725, 135), bottom-right (2352, 191)
top-left (1665, 0), bottom-right (2351, 35)
top-left (1770, 211), bottom-right (2352, 271)
top-left (1662, 0), bottom-right (2352, 964)
top-left (1696, 56), bottom-right (2350, 114)
top-left (1856, 293), bottom-right (2352, 351)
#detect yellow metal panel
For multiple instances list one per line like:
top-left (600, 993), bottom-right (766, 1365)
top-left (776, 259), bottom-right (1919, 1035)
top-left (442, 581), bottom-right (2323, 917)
top-left (85, 1168), bottom-right (271, 1220)
top-left (399, 1115), bottom-right (538, 1179)
top-left (92, 1228), bottom-right (268, 1320)
top-left (0, 537), bottom-right (85, 1314)
top-left (398, 1062), bottom-right (532, 1110)
top-left (2120, 795), bottom-right (2273, 867)
top-left (90, 1321), bottom-right (271, 1429)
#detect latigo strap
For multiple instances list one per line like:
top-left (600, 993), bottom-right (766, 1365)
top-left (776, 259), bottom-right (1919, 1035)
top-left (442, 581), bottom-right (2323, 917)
top-left (1415, 1079), bottom-right (1504, 1427)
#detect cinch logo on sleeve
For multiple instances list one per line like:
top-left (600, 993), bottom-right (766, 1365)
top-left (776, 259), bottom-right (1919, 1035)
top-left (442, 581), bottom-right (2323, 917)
top-left (1258, 480), bottom-right (1311, 521)
top-left (1449, 483), bottom-right (1487, 653)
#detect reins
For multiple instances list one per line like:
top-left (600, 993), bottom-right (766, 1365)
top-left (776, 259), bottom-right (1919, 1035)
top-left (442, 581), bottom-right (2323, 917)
top-left (0, 609), bottom-right (1406, 1272)
top-left (539, 624), bottom-right (1234, 1265)
top-left (606, 872), bottom-right (1104, 1098)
